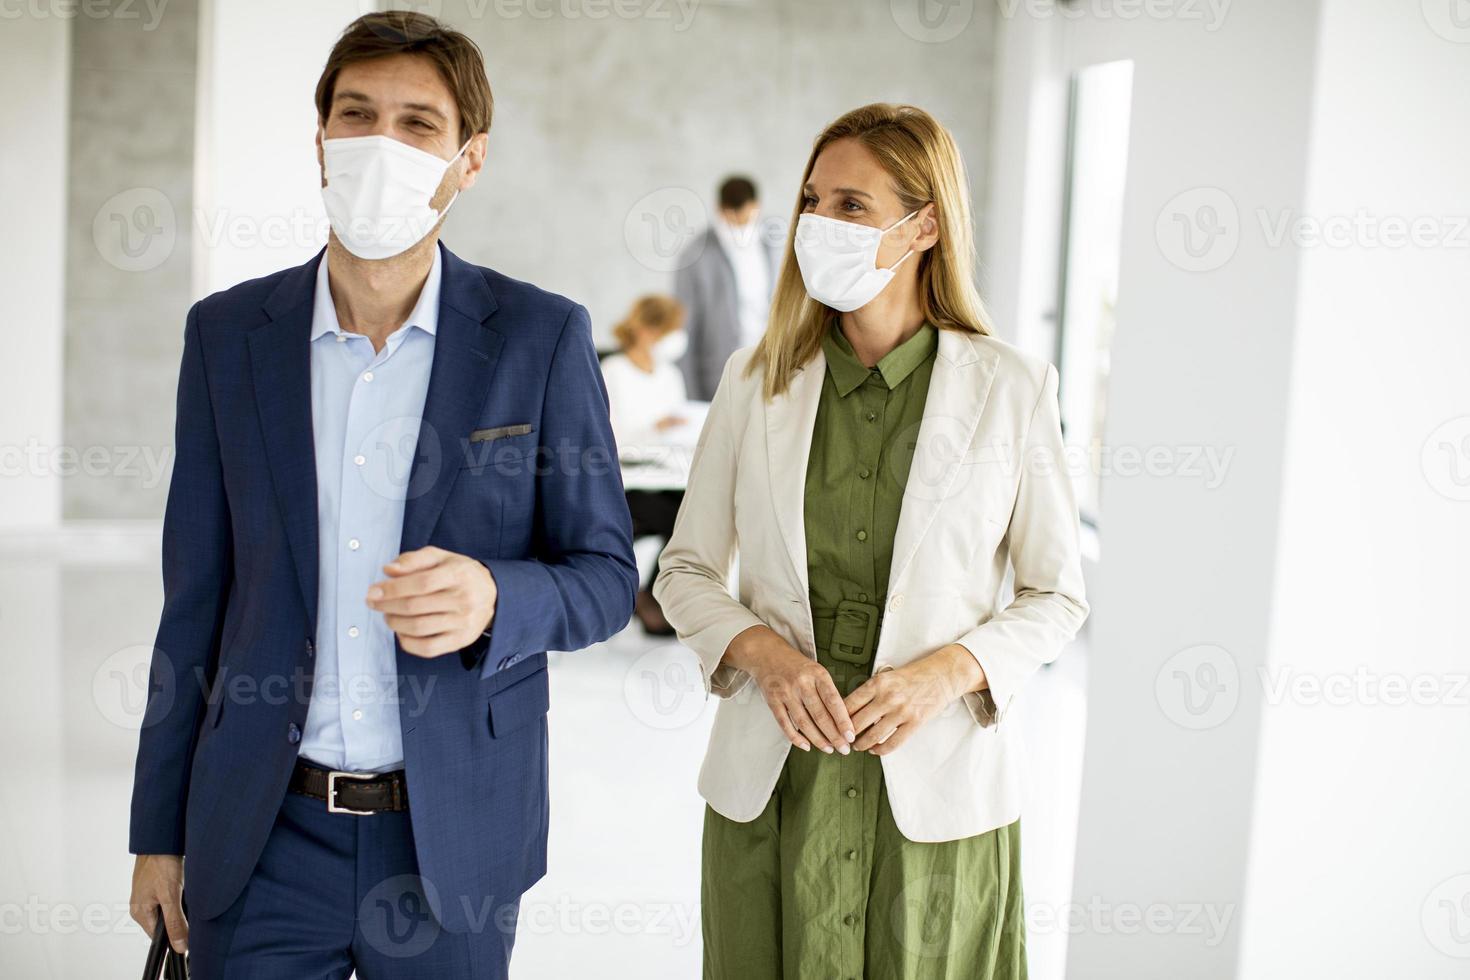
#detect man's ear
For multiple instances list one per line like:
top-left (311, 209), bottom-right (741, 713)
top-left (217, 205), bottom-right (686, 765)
top-left (459, 132), bottom-right (489, 191)
top-left (315, 121), bottom-right (326, 185)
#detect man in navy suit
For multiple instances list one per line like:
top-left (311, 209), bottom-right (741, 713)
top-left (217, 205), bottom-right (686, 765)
top-left (126, 13), bottom-right (637, 978)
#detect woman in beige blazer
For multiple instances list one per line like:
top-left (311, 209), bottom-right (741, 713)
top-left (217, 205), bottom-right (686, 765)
top-left (653, 104), bottom-right (1088, 979)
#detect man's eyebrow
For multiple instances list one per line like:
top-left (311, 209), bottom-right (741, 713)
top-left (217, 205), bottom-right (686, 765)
top-left (399, 102), bottom-right (448, 121)
top-left (333, 91), bottom-right (449, 121)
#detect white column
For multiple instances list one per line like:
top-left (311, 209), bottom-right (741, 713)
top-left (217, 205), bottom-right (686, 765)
top-left (1054, 2), bottom-right (1325, 977)
top-left (1237, 2), bottom-right (1470, 976)
top-left (0, 14), bottom-right (69, 529)
top-left (192, 0), bottom-right (367, 297)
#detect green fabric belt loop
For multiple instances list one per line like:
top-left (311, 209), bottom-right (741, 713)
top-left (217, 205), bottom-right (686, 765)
top-left (812, 599), bottom-right (882, 665)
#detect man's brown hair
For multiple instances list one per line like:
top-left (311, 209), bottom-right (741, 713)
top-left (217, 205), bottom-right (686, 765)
top-left (315, 12), bottom-right (493, 145)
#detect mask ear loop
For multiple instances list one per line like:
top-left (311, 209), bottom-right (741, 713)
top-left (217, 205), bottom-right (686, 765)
top-left (880, 209), bottom-right (923, 272)
top-left (436, 138), bottom-right (476, 219)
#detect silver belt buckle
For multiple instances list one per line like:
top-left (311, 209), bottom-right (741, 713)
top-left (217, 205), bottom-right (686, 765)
top-left (326, 770), bottom-right (377, 815)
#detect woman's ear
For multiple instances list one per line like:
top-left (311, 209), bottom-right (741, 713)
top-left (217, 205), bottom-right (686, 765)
top-left (912, 202), bottom-right (940, 253)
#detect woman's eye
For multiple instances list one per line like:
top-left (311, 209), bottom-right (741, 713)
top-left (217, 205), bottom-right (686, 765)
top-left (802, 196), bottom-right (817, 210)
top-left (842, 199), bottom-right (864, 212)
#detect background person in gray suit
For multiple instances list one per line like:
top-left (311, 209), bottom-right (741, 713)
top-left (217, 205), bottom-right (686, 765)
top-left (674, 176), bottom-right (780, 401)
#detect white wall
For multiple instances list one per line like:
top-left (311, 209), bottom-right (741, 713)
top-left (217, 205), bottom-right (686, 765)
top-left (987, 1), bottom-right (1470, 976)
top-left (194, 0), bottom-right (368, 296)
top-left (1073, 5), bottom-right (1320, 975)
top-left (0, 15), bottom-right (70, 528)
top-left (1238, 2), bottom-right (1470, 976)
top-left (985, 2), bottom-right (1321, 977)
top-left (981, 6), bottom-right (1068, 355)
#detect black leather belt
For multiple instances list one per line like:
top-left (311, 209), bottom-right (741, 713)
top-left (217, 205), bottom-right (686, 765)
top-left (289, 759), bottom-right (409, 814)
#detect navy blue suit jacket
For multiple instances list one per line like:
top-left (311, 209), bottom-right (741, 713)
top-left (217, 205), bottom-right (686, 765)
top-left (129, 243), bottom-right (638, 932)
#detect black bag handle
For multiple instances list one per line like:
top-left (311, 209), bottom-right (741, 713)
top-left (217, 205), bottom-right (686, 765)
top-left (142, 914), bottom-right (189, 980)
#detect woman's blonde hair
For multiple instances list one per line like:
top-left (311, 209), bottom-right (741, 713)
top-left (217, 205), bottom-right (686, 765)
top-left (749, 103), bottom-right (992, 399)
top-left (612, 294), bottom-right (686, 350)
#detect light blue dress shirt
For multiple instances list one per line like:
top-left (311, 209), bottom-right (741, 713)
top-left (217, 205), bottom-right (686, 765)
top-left (300, 249), bottom-right (441, 773)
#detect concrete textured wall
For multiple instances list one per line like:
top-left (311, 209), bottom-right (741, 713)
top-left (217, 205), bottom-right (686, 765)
top-left (436, 0), bottom-right (996, 345)
top-left (62, 0), bottom-right (199, 520)
top-left (63, 0), bottom-right (996, 519)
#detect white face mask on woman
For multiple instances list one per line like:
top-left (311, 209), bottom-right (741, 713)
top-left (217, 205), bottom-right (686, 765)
top-left (320, 134), bottom-right (470, 260)
top-left (792, 209), bottom-right (919, 312)
top-left (652, 329), bottom-right (689, 364)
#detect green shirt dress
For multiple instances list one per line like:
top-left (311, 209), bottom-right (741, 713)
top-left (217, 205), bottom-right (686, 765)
top-left (700, 322), bottom-right (1027, 980)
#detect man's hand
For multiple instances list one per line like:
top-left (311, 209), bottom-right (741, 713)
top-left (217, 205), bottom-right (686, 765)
top-left (845, 644), bottom-right (987, 756)
top-left (724, 625), bottom-right (855, 755)
top-left (366, 546), bottom-right (497, 657)
top-left (130, 854), bottom-right (186, 953)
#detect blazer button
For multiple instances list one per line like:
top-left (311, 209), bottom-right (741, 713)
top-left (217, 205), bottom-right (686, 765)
top-left (497, 656), bottom-right (511, 670)
top-left (287, 723), bottom-right (301, 744)
top-left (304, 638), bottom-right (315, 657)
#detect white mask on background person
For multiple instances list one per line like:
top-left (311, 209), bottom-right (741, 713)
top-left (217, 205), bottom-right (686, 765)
top-left (320, 134), bottom-right (470, 260)
top-left (793, 210), bottom-right (919, 312)
top-left (652, 329), bottom-right (689, 364)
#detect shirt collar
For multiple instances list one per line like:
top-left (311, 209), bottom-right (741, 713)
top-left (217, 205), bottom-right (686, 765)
top-left (310, 246), bottom-right (444, 342)
top-left (821, 321), bottom-right (938, 396)
top-left (712, 215), bottom-right (761, 255)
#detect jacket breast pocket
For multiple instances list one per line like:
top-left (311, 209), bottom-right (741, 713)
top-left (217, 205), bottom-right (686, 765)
top-left (487, 666), bottom-right (551, 738)
top-left (460, 426), bottom-right (539, 471)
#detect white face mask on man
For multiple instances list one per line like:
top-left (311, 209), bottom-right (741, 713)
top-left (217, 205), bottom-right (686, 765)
top-left (792, 209), bottom-right (920, 313)
top-left (320, 134), bottom-right (471, 260)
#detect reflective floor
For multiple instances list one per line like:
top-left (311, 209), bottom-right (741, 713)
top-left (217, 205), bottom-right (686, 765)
top-left (0, 525), bottom-right (1086, 979)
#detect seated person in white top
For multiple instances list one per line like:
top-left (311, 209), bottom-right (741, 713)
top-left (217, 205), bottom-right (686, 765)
top-left (600, 294), bottom-right (691, 635)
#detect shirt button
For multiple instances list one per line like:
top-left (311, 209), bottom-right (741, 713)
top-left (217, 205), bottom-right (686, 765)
top-left (336, 334), bottom-right (346, 343)
top-left (855, 530), bottom-right (867, 542)
top-left (352, 709), bottom-right (363, 721)
top-left (858, 593), bottom-right (868, 602)
top-left (287, 723), bottom-right (301, 744)
top-left (858, 467), bottom-right (871, 479)
top-left (846, 786), bottom-right (858, 799)
top-left (348, 538), bottom-right (360, 551)
top-left (347, 626), bottom-right (360, 639)
top-left (353, 454), bottom-right (366, 466)
top-left (304, 637), bottom-right (314, 657)
top-left (843, 913), bottom-right (856, 927)
top-left (845, 849), bottom-right (857, 861)
top-left (865, 412), bottom-right (876, 422)
top-left (362, 371), bottom-right (375, 383)
top-left (890, 593), bottom-right (905, 610)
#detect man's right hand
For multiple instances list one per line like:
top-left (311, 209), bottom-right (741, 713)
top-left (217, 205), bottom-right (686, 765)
top-left (724, 625), bottom-right (855, 755)
top-left (130, 854), bottom-right (187, 953)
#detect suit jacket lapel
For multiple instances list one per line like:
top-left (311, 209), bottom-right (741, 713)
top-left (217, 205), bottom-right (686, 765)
top-left (252, 254), bottom-right (323, 630)
top-left (399, 244), bottom-right (503, 553)
top-left (765, 351), bottom-right (826, 602)
top-left (888, 329), bottom-right (999, 589)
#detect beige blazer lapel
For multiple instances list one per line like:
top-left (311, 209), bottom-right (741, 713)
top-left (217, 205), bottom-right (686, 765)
top-left (763, 350), bottom-right (827, 602)
top-left (888, 329), bottom-right (1000, 590)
